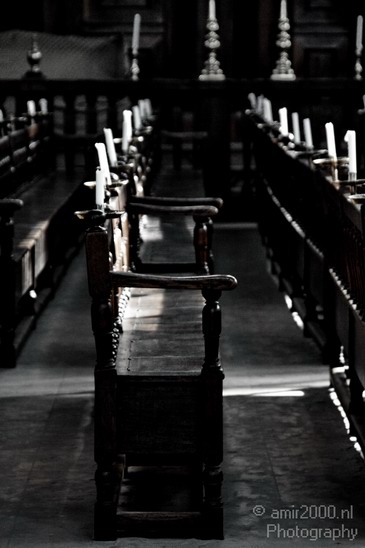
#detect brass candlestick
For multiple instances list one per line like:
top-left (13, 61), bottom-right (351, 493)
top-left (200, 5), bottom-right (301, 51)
top-left (199, 9), bottom-right (225, 80)
top-left (355, 46), bottom-right (363, 80)
top-left (312, 157), bottom-right (349, 184)
top-left (130, 52), bottom-right (140, 81)
top-left (271, 0), bottom-right (296, 80)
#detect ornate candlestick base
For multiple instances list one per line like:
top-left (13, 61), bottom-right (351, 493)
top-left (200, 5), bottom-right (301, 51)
top-left (355, 47), bottom-right (363, 80)
top-left (271, 52), bottom-right (296, 80)
top-left (199, 17), bottom-right (225, 81)
top-left (130, 52), bottom-right (140, 81)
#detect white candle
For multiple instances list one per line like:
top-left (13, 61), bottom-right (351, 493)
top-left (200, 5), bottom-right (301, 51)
top-left (256, 95), bottom-right (264, 115)
top-left (279, 107), bottom-right (288, 136)
top-left (248, 92), bottom-right (256, 110)
top-left (356, 15), bottom-right (363, 51)
top-left (27, 100), bottom-right (36, 117)
top-left (122, 109), bottom-right (133, 153)
top-left (103, 128), bottom-right (118, 167)
top-left (209, 0), bottom-right (216, 19)
top-left (263, 98), bottom-right (273, 123)
top-left (144, 98), bottom-right (152, 118)
top-left (345, 130), bottom-right (357, 176)
top-left (95, 167), bottom-right (105, 209)
top-left (132, 105), bottom-right (142, 131)
top-left (303, 118), bottom-right (313, 148)
top-left (132, 13), bottom-right (141, 54)
top-left (95, 142), bottom-right (112, 186)
top-left (39, 98), bottom-right (48, 114)
top-left (280, 0), bottom-right (287, 19)
top-left (138, 99), bottom-right (146, 121)
top-left (325, 122), bottom-right (337, 160)
top-left (291, 112), bottom-right (301, 143)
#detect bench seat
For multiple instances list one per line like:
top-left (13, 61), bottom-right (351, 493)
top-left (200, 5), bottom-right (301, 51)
top-left (0, 165), bottom-right (91, 366)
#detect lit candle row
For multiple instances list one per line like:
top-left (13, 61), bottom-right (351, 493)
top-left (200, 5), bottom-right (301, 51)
top-left (253, 94), bottom-right (313, 148)
top-left (94, 97), bottom-right (154, 207)
top-left (27, 98), bottom-right (48, 117)
top-left (249, 93), bottom-right (358, 179)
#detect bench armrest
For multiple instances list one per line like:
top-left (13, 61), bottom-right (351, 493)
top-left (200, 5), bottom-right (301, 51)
top-left (128, 201), bottom-right (219, 217)
top-left (0, 198), bottom-right (23, 217)
top-left (110, 271), bottom-right (237, 291)
top-left (130, 195), bottom-right (223, 209)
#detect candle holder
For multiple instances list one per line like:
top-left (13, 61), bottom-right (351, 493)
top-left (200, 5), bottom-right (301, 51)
top-left (347, 180), bottom-right (365, 201)
top-left (354, 46), bottom-right (363, 80)
top-left (130, 51), bottom-right (140, 81)
top-left (312, 157), bottom-right (349, 184)
top-left (271, 0), bottom-right (296, 81)
top-left (199, 12), bottom-right (225, 80)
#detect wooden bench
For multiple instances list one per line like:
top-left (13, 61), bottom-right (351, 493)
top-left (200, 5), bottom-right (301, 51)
top-left (81, 204), bottom-right (237, 540)
top-left (78, 130), bottom-right (235, 538)
top-left (0, 108), bottom-right (92, 367)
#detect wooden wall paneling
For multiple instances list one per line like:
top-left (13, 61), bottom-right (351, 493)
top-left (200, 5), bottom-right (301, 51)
top-left (291, 0), bottom-right (352, 77)
top-left (257, 0), bottom-right (278, 78)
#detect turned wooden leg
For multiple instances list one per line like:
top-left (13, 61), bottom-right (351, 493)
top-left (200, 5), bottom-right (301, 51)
top-left (200, 288), bottom-right (224, 539)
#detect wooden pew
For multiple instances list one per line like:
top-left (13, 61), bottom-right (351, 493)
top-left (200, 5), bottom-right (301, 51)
top-left (245, 108), bottom-right (365, 452)
top-left (0, 109), bottom-right (92, 367)
top-left (246, 111), bottom-right (351, 357)
top-left (81, 206), bottom-right (237, 540)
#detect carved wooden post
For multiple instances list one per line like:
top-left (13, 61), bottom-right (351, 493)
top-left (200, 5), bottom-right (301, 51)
top-left (0, 199), bottom-right (23, 368)
top-left (85, 225), bottom-right (120, 541)
top-left (193, 215), bottom-right (210, 274)
top-left (200, 287), bottom-right (224, 539)
top-left (63, 93), bottom-right (77, 174)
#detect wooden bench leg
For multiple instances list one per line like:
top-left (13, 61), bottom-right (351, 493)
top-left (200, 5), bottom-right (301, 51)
top-left (94, 366), bottom-right (121, 541)
top-left (201, 368), bottom-right (224, 540)
top-left (0, 211), bottom-right (17, 367)
top-left (200, 288), bottom-right (224, 539)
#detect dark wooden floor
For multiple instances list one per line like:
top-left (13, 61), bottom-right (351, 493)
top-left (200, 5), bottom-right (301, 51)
top-left (1, 159), bottom-right (365, 546)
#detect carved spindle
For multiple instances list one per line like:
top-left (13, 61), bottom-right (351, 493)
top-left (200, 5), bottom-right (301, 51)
top-left (202, 288), bottom-right (223, 371)
top-left (86, 94), bottom-right (98, 135)
top-left (193, 216), bottom-right (210, 274)
top-left (24, 33), bottom-right (44, 78)
top-left (201, 286), bottom-right (224, 539)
